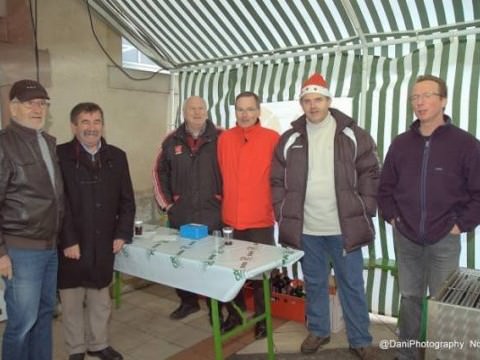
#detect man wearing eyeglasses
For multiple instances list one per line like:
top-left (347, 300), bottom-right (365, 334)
top-left (0, 79), bottom-right (64, 360)
top-left (56, 102), bottom-right (135, 360)
top-left (378, 75), bottom-right (480, 360)
top-left (217, 92), bottom-right (279, 338)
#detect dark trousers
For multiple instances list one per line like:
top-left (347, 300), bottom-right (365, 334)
top-left (226, 226), bottom-right (275, 318)
top-left (394, 228), bottom-right (460, 360)
top-left (176, 288), bottom-right (198, 306)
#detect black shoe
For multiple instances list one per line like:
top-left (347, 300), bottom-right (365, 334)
top-left (254, 322), bottom-right (267, 339)
top-left (87, 346), bottom-right (123, 360)
top-left (221, 314), bottom-right (242, 333)
top-left (69, 354), bottom-right (85, 360)
top-left (169, 303), bottom-right (200, 320)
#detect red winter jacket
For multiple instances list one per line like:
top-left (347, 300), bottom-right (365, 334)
top-left (218, 122), bottom-right (279, 230)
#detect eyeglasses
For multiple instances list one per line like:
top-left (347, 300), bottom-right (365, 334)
top-left (13, 99), bottom-right (50, 109)
top-left (409, 92), bottom-right (442, 102)
top-left (235, 108), bottom-right (258, 114)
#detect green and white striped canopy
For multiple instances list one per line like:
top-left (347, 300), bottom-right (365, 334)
top-left (88, 0), bottom-right (480, 317)
top-left (87, 0), bottom-right (480, 70)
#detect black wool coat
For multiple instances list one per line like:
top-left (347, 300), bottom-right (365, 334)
top-left (57, 138), bottom-right (135, 289)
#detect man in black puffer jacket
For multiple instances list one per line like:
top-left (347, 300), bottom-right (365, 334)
top-left (271, 73), bottom-right (379, 359)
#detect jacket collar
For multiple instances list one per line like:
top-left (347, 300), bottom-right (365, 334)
top-left (232, 120), bottom-right (262, 137)
top-left (66, 137), bottom-right (110, 160)
top-left (291, 108), bottom-right (354, 135)
top-left (8, 119), bottom-right (43, 141)
top-left (176, 119), bottom-right (218, 142)
top-left (410, 114), bottom-right (452, 136)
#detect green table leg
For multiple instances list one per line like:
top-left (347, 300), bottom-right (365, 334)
top-left (210, 299), bottom-right (224, 360)
top-left (114, 271), bottom-right (121, 309)
top-left (262, 274), bottom-right (275, 360)
top-left (420, 296), bottom-right (428, 341)
top-left (211, 275), bottom-right (275, 359)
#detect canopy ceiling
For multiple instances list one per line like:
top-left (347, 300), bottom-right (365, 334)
top-left (85, 0), bottom-right (480, 316)
top-left (88, 0), bottom-right (480, 71)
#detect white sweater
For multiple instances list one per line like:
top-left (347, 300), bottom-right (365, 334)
top-left (303, 113), bottom-right (341, 235)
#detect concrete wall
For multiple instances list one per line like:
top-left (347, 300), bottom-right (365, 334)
top-left (0, 0), bottom-right (174, 220)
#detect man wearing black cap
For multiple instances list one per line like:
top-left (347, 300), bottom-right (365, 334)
top-left (0, 79), bottom-right (64, 360)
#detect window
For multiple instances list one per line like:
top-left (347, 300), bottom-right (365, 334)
top-left (122, 38), bottom-right (165, 72)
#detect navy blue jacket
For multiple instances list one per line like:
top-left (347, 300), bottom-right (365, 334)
top-left (378, 116), bottom-right (480, 245)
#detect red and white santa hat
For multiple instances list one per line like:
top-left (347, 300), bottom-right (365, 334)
top-left (300, 73), bottom-right (331, 98)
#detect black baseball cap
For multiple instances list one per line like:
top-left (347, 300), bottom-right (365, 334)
top-left (9, 79), bottom-right (50, 102)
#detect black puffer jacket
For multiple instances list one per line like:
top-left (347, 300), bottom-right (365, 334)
top-left (153, 120), bottom-right (223, 231)
top-left (271, 108), bottom-right (380, 252)
top-left (0, 120), bottom-right (64, 257)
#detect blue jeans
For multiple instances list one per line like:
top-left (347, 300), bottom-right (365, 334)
top-left (2, 247), bottom-right (58, 360)
top-left (301, 234), bottom-right (372, 348)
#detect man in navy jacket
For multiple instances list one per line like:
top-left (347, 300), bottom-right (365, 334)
top-left (378, 75), bottom-right (480, 360)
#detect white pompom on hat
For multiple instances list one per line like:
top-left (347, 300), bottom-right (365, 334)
top-left (300, 73), bottom-right (331, 98)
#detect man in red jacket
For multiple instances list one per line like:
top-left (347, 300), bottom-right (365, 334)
top-left (217, 91), bottom-right (279, 338)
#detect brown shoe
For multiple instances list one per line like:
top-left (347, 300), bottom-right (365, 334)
top-left (300, 333), bottom-right (330, 354)
top-left (350, 346), bottom-right (376, 359)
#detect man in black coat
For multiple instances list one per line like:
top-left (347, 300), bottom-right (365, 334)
top-left (57, 102), bottom-right (135, 360)
top-left (153, 96), bottom-right (223, 321)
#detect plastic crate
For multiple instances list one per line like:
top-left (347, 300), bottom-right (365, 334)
top-left (244, 281), bottom-right (343, 332)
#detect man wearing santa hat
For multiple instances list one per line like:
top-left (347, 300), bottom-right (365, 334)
top-left (271, 73), bottom-right (379, 359)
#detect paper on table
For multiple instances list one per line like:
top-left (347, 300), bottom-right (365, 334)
top-left (152, 233), bottom-right (178, 242)
top-left (133, 229), bottom-right (179, 242)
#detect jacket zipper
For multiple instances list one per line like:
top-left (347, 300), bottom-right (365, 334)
top-left (280, 134), bottom-right (308, 231)
top-left (278, 168), bottom-right (288, 225)
top-left (335, 130), bottom-right (374, 251)
top-left (353, 169), bottom-right (375, 239)
top-left (419, 139), bottom-right (431, 244)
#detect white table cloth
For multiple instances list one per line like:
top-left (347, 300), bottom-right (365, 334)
top-left (114, 226), bottom-right (304, 302)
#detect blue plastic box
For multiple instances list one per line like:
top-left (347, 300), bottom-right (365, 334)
top-left (179, 223), bottom-right (208, 240)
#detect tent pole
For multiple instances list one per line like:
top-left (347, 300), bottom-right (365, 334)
top-left (168, 72), bottom-right (177, 131)
top-left (340, 0), bottom-right (368, 128)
